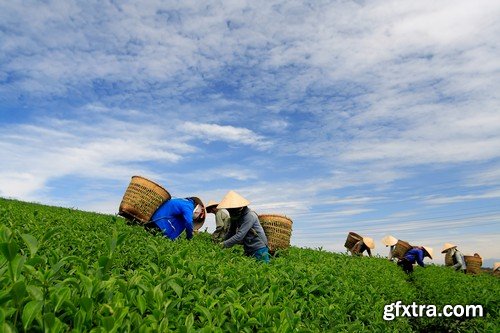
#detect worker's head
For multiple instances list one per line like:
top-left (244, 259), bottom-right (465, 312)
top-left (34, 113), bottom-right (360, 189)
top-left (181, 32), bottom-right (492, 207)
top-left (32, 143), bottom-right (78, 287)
top-left (205, 200), bottom-right (219, 214)
top-left (217, 191), bottom-right (250, 218)
top-left (382, 235), bottom-right (398, 247)
top-left (362, 237), bottom-right (375, 249)
top-left (227, 207), bottom-right (246, 217)
top-left (441, 243), bottom-right (457, 254)
top-left (422, 246), bottom-right (434, 259)
top-left (216, 190), bottom-right (250, 217)
top-left (193, 204), bottom-right (205, 220)
top-left (189, 197), bottom-right (206, 230)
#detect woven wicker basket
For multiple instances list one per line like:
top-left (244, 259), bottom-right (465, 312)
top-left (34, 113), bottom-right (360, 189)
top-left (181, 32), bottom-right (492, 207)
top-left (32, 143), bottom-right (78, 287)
top-left (392, 240), bottom-right (413, 259)
top-left (258, 214), bottom-right (293, 253)
top-left (464, 254), bottom-right (482, 274)
top-left (444, 251), bottom-right (454, 266)
top-left (118, 176), bottom-right (171, 224)
top-left (344, 232), bottom-right (362, 250)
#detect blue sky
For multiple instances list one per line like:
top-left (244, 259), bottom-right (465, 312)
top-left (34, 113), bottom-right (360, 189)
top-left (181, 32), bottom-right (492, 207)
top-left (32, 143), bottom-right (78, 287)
top-left (1, 0), bottom-right (499, 266)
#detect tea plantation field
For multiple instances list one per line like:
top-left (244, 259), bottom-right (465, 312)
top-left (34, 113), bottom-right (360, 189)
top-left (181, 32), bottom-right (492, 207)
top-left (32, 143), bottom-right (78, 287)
top-left (0, 198), bottom-right (498, 332)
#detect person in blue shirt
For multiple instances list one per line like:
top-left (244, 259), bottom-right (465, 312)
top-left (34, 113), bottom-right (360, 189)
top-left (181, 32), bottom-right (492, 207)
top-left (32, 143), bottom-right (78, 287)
top-left (148, 197), bottom-right (205, 240)
top-left (397, 246), bottom-right (433, 274)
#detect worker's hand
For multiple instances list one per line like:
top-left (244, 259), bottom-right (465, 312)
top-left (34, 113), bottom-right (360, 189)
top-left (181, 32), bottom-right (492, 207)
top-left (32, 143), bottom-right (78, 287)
top-left (218, 242), bottom-right (225, 249)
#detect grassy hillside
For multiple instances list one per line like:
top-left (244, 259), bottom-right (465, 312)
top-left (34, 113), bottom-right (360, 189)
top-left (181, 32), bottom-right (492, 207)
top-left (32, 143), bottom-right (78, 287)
top-left (0, 198), bottom-right (498, 332)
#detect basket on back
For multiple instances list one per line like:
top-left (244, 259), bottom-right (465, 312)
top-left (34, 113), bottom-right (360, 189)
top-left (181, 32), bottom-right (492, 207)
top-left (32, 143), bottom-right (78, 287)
top-left (258, 214), bottom-right (293, 254)
top-left (392, 240), bottom-right (413, 259)
top-left (444, 251), bottom-right (454, 266)
top-left (118, 176), bottom-right (171, 224)
top-left (464, 253), bottom-right (482, 274)
top-left (344, 232), bottom-right (362, 250)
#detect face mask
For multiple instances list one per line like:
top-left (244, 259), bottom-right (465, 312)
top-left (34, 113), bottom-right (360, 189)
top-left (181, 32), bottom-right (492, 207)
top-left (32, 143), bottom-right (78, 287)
top-left (227, 207), bottom-right (244, 217)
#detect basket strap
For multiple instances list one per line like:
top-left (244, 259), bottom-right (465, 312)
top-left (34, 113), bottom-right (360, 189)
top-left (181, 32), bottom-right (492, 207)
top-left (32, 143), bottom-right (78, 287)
top-left (239, 210), bottom-right (267, 247)
top-left (250, 227), bottom-right (268, 247)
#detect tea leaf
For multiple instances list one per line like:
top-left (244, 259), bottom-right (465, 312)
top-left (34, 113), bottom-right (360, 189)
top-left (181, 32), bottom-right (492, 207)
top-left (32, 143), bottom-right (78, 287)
top-left (22, 300), bottom-right (43, 331)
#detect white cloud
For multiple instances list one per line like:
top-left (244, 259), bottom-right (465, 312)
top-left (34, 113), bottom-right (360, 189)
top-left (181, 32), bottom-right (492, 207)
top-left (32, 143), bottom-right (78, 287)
top-left (260, 119), bottom-right (289, 133)
top-left (424, 189), bottom-right (500, 205)
top-left (320, 196), bottom-right (386, 206)
top-left (201, 166), bottom-right (258, 182)
top-left (0, 111), bottom-right (197, 199)
top-left (1, 0), bottom-right (499, 261)
top-left (294, 208), bottom-right (374, 221)
top-left (181, 121), bottom-right (271, 149)
top-left (0, 173), bottom-right (46, 199)
top-left (464, 164), bottom-right (500, 187)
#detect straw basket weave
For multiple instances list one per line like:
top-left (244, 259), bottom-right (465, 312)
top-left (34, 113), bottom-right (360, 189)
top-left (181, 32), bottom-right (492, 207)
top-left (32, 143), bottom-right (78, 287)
top-left (118, 176), bottom-right (171, 224)
top-left (444, 251), bottom-right (454, 266)
top-left (344, 232), bottom-right (362, 250)
top-left (393, 240), bottom-right (413, 259)
top-left (258, 214), bottom-right (293, 253)
top-left (464, 254), bottom-right (482, 274)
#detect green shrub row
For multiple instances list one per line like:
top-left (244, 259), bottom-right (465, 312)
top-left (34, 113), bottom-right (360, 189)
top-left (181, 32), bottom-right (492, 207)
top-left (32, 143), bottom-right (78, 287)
top-left (0, 198), bottom-right (498, 332)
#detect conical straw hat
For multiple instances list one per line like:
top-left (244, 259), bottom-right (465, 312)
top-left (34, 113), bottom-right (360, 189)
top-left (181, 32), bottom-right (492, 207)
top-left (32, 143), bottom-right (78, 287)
top-left (363, 237), bottom-right (375, 249)
top-left (189, 197), bottom-right (206, 230)
top-left (382, 235), bottom-right (398, 246)
top-left (494, 262), bottom-right (500, 272)
top-left (422, 246), bottom-right (434, 259)
top-left (217, 190), bottom-right (250, 209)
top-left (441, 242), bottom-right (457, 253)
top-left (205, 200), bottom-right (219, 209)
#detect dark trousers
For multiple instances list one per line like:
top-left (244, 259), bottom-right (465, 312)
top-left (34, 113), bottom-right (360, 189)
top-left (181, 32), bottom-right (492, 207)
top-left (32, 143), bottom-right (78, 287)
top-left (144, 222), bottom-right (162, 235)
top-left (397, 258), bottom-right (414, 274)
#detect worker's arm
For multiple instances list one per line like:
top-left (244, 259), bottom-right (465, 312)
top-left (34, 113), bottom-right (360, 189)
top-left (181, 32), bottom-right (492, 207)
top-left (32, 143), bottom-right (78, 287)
top-left (223, 214), bottom-right (254, 248)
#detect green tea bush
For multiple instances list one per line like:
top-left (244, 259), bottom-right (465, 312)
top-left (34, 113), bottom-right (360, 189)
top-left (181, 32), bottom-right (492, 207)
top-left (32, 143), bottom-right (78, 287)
top-left (411, 265), bottom-right (499, 332)
top-left (0, 198), bottom-right (498, 332)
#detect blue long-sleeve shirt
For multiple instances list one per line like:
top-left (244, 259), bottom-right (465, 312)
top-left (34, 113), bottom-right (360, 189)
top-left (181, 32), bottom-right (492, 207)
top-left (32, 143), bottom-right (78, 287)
top-left (404, 248), bottom-right (425, 267)
top-left (150, 198), bottom-right (195, 240)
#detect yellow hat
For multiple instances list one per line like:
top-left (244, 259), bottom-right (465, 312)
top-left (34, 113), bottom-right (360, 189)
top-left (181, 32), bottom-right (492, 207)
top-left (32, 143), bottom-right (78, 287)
top-left (422, 246), bottom-right (434, 259)
top-left (494, 262), bottom-right (500, 272)
top-left (382, 235), bottom-right (398, 246)
top-left (441, 243), bottom-right (457, 253)
top-left (189, 197), bottom-right (206, 230)
top-left (363, 237), bottom-right (375, 249)
top-left (217, 190), bottom-right (250, 209)
top-left (205, 200), bottom-right (219, 210)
